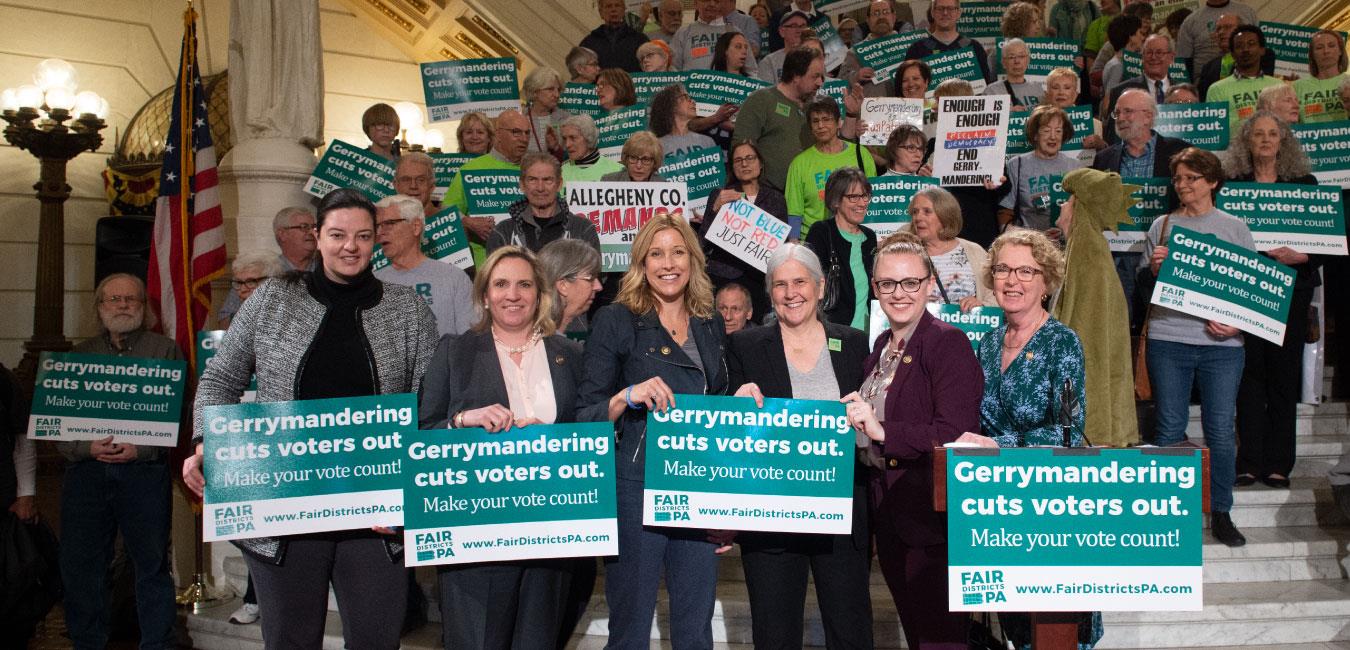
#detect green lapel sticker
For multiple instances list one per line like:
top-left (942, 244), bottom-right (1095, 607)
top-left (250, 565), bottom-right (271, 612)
top-left (775, 102), bottom-right (792, 117)
top-left (828, 338), bottom-right (842, 352)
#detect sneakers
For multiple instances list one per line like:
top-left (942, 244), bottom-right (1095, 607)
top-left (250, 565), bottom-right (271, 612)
top-left (229, 602), bottom-right (260, 625)
top-left (1212, 512), bottom-right (1246, 547)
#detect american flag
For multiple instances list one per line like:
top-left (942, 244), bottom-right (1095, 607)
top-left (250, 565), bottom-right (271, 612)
top-left (147, 4), bottom-right (226, 367)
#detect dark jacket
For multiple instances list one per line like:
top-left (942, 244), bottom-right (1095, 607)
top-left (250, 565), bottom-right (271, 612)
top-left (1091, 131), bottom-right (1191, 211)
top-left (579, 23), bottom-right (648, 73)
top-left (1103, 75), bottom-right (1183, 145)
top-left (577, 304), bottom-right (728, 482)
top-left (418, 329), bottom-right (584, 428)
top-left (866, 310), bottom-right (984, 547)
top-left (487, 198), bottom-right (601, 255)
top-left (804, 219), bottom-right (877, 327)
top-left (726, 320), bottom-right (870, 552)
top-left (904, 33), bottom-right (994, 83)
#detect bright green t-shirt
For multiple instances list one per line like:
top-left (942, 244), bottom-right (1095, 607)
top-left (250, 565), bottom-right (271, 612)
top-left (1295, 73), bottom-right (1348, 124)
top-left (785, 141), bottom-right (878, 238)
top-left (1083, 14), bottom-right (1112, 54)
top-left (444, 153), bottom-right (521, 269)
top-left (840, 227), bottom-right (869, 331)
top-left (1205, 74), bottom-right (1281, 137)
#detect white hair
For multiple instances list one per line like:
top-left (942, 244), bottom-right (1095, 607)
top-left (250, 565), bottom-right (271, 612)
top-left (231, 250), bottom-right (283, 277)
top-left (375, 194), bottom-right (425, 222)
top-left (765, 243), bottom-right (825, 293)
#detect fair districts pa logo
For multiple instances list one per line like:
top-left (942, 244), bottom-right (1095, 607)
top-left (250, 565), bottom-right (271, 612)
top-left (961, 569), bottom-right (1007, 605)
top-left (415, 530), bottom-right (456, 562)
top-left (213, 504), bottom-right (256, 538)
top-left (652, 494), bottom-right (690, 522)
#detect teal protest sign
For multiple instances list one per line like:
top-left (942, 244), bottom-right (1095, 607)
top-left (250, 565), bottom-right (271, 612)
top-left (1048, 175), bottom-right (1170, 252)
top-left (402, 422), bottom-right (618, 566)
top-left (686, 70), bottom-right (770, 117)
top-left (819, 78), bottom-right (851, 116)
top-left (567, 181), bottom-right (688, 272)
top-left (197, 331), bottom-right (255, 401)
top-left (994, 38), bottom-right (1078, 83)
top-left (630, 72), bottom-right (687, 104)
top-left (304, 139), bottom-right (396, 202)
top-left (810, 14), bottom-right (848, 71)
top-left (855, 31), bottom-right (928, 84)
top-left (28, 352), bottom-right (186, 447)
top-left (1153, 103), bottom-right (1229, 151)
top-left (868, 302), bottom-right (1003, 350)
top-left (1120, 50), bottom-right (1190, 85)
top-left (1152, 226), bottom-right (1295, 345)
top-left (370, 206), bottom-right (473, 272)
top-left (956, 2), bottom-right (1004, 46)
top-left (924, 47), bottom-right (987, 96)
top-left (813, 0), bottom-right (871, 12)
top-left (1217, 182), bottom-right (1348, 255)
top-left (863, 174), bottom-right (938, 238)
top-left (1151, 0), bottom-right (1198, 24)
top-left (462, 170), bottom-right (524, 224)
top-left (1262, 22), bottom-right (1348, 78)
top-left (559, 82), bottom-right (603, 118)
top-left (421, 58), bottom-right (519, 122)
top-left (596, 105), bottom-right (649, 161)
top-left (201, 394), bottom-right (413, 541)
top-left (947, 447), bottom-right (1203, 611)
top-left (660, 145), bottom-right (725, 215)
top-left (430, 152), bottom-right (476, 202)
top-left (1292, 120), bottom-right (1350, 188)
top-left (643, 394), bottom-right (854, 533)
top-left (1005, 105), bottom-right (1093, 155)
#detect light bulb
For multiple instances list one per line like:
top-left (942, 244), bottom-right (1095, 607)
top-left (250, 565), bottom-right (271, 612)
top-left (15, 84), bottom-right (43, 110)
top-left (393, 101), bottom-right (423, 130)
top-left (74, 91), bottom-right (102, 116)
top-left (33, 59), bottom-right (78, 93)
top-left (404, 125), bottom-right (426, 147)
top-left (95, 97), bottom-right (110, 120)
top-left (1, 88), bottom-right (17, 112)
top-left (424, 128), bottom-right (445, 151)
top-left (44, 87), bottom-right (76, 111)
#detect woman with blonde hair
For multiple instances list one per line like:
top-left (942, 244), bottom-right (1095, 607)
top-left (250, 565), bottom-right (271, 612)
top-left (578, 214), bottom-right (730, 649)
top-left (418, 245), bottom-right (585, 649)
top-left (456, 111), bottom-right (495, 156)
top-left (601, 131), bottom-right (665, 182)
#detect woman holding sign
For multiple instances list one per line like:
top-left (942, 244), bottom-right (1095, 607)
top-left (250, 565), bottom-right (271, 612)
top-left (186, 188), bottom-right (440, 650)
top-left (725, 243), bottom-right (873, 649)
top-left (578, 215), bottom-right (730, 649)
top-left (699, 140), bottom-right (786, 323)
top-left (1143, 147), bottom-right (1255, 548)
top-left (841, 233), bottom-right (988, 649)
top-left (418, 246), bottom-right (586, 649)
top-left (1226, 112), bottom-right (1320, 491)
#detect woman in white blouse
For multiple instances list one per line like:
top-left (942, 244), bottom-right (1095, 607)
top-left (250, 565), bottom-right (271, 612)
top-left (901, 186), bottom-right (996, 311)
top-left (417, 245), bottom-right (585, 649)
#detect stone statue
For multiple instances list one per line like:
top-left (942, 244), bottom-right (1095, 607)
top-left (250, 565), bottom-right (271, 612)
top-left (228, 0), bottom-right (324, 148)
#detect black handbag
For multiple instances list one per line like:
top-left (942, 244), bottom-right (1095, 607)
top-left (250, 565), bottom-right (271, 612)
top-left (821, 231), bottom-right (842, 312)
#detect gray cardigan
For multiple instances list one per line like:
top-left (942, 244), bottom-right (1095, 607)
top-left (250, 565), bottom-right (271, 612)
top-left (193, 273), bottom-right (439, 563)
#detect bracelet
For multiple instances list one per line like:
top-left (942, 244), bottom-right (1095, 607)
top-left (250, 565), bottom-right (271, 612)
top-left (625, 385), bottom-right (641, 409)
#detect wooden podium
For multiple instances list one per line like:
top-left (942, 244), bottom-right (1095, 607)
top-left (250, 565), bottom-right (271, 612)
top-left (933, 446), bottom-right (1210, 650)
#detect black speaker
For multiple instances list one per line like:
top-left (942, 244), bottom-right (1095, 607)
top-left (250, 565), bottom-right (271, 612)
top-left (95, 216), bottom-right (154, 285)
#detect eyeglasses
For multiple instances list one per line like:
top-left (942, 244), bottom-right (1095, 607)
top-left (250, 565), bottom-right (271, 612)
top-left (231, 277), bottom-right (267, 290)
top-left (1172, 173), bottom-right (1207, 184)
top-left (733, 155), bottom-right (759, 165)
top-left (1111, 107), bottom-right (1154, 119)
top-left (991, 264), bottom-right (1044, 281)
top-left (281, 223), bottom-right (316, 232)
top-left (625, 155), bottom-right (657, 165)
top-left (874, 276), bottom-right (930, 294)
top-left (1143, 49), bottom-right (1173, 57)
top-left (376, 219), bottom-right (407, 232)
top-left (895, 144), bottom-right (924, 153)
top-left (100, 295), bottom-right (142, 305)
top-left (568, 273), bottom-right (598, 284)
top-left (932, 5), bottom-right (959, 13)
top-left (843, 192), bottom-right (871, 203)
top-left (396, 175), bottom-right (431, 186)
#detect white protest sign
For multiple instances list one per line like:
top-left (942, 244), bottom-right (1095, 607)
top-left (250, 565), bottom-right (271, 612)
top-left (567, 181), bottom-right (689, 272)
top-left (932, 94), bottom-right (1010, 187)
top-left (705, 200), bottom-right (790, 272)
top-left (860, 98), bottom-right (925, 146)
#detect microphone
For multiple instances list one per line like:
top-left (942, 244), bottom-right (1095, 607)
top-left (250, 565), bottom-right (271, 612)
top-left (1060, 377), bottom-right (1074, 448)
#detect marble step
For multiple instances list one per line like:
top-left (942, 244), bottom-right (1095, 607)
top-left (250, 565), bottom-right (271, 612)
top-left (1172, 402), bottom-right (1350, 439)
top-left (1227, 476), bottom-right (1345, 529)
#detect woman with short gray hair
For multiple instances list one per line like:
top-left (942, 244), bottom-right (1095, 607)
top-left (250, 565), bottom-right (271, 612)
top-left (803, 167), bottom-right (877, 328)
top-left (538, 238), bottom-right (602, 334)
top-left (726, 242), bottom-right (874, 650)
top-left (522, 66), bottom-right (569, 155)
top-left (560, 114), bottom-right (623, 184)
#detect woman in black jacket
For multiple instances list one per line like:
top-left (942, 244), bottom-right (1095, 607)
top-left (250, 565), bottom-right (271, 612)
top-left (1227, 110), bottom-right (1322, 490)
top-left (700, 140), bottom-right (786, 323)
top-left (726, 243), bottom-right (873, 650)
top-left (804, 167), bottom-right (878, 329)
top-left (418, 246), bottom-right (585, 649)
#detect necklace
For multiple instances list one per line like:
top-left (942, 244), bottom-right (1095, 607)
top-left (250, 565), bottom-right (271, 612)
top-left (493, 327), bottom-right (541, 355)
top-left (1003, 312), bottom-right (1048, 353)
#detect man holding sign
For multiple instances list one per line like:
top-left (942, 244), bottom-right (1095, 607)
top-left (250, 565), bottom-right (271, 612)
top-left (53, 273), bottom-right (181, 650)
top-left (445, 110), bottom-right (532, 267)
top-left (904, 0), bottom-right (995, 85)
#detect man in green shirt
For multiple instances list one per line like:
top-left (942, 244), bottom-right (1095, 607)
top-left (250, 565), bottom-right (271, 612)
top-left (733, 47), bottom-right (825, 196)
top-left (785, 95), bottom-right (877, 238)
top-left (1205, 25), bottom-right (1279, 138)
top-left (444, 109), bottom-right (530, 268)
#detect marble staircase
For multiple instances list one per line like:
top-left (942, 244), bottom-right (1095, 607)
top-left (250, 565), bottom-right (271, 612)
top-left (184, 399), bottom-right (1350, 649)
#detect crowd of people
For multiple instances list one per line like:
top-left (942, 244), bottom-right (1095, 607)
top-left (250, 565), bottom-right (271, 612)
top-left (4, 1), bottom-right (1348, 649)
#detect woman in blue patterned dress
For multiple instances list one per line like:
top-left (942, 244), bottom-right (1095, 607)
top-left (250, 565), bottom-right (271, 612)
top-left (975, 228), bottom-right (1102, 649)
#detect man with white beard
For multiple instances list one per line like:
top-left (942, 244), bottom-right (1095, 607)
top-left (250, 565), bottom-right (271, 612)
top-left (56, 273), bottom-right (179, 650)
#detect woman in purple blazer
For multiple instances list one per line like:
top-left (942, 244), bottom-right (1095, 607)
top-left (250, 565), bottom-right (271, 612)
top-left (845, 233), bottom-right (993, 649)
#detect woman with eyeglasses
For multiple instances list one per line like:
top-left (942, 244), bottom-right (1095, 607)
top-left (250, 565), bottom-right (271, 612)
top-left (975, 228), bottom-right (1100, 650)
top-left (726, 243), bottom-right (873, 650)
top-left (602, 131), bottom-right (665, 183)
top-left (220, 251), bottom-right (282, 329)
top-left (841, 233), bottom-right (987, 649)
top-left (1143, 147), bottom-right (1255, 549)
top-left (699, 140), bottom-right (785, 322)
top-left (362, 102), bottom-right (400, 162)
top-left (883, 124), bottom-right (932, 177)
top-left (804, 168), bottom-right (878, 330)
